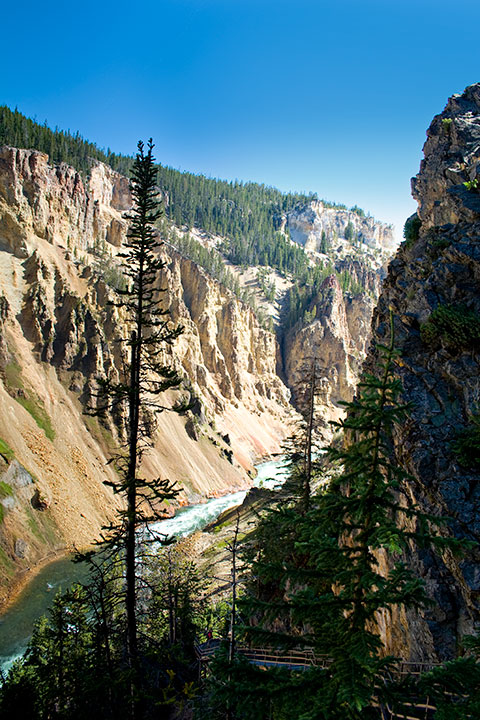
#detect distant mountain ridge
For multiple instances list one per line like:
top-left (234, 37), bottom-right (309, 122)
top-left (0, 105), bottom-right (393, 278)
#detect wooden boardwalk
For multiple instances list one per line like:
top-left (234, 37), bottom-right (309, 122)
top-left (194, 640), bottom-right (449, 719)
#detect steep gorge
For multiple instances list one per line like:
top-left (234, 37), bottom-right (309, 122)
top-left (364, 84), bottom-right (480, 660)
top-left (0, 148), bottom-right (293, 602)
top-left (0, 142), bottom-right (390, 602)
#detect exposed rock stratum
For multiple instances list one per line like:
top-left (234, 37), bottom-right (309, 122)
top-left (0, 147), bottom-right (295, 603)
top-left (366, 84), bottom-right (480, 660)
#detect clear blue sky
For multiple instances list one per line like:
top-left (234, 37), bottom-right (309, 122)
top-left (3, 0), bottom-right (480, 240)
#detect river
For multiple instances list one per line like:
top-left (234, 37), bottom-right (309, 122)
top-left (0, 456), bottom-right (286, 674)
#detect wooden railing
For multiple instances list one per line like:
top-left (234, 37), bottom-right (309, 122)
top-left (195, 640), bottom-right (440, 674)
top-left (194, 640), bottom-right (453, 718)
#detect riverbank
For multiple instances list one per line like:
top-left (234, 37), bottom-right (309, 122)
top-left (0, 554), bottom-right (93, 672)
top-left (0, 480), bottom-right (253, 615)
top-left (0, 546), bottom-right (70, 615)
top-left (0, 457), bottom-right (286, 674)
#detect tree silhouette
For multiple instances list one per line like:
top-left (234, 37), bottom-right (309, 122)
top-left (92, 139), bottom-right (183, 717)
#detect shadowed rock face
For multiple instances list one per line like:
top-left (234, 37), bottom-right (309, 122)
top-left (365, 84), bottom-right (480, 661)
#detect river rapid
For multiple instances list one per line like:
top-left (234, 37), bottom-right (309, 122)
top-left (0, 457), bottom-right (286, 674)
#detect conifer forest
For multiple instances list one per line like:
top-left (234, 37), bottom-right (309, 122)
top-left (1, 77), bottom-right (480, 720)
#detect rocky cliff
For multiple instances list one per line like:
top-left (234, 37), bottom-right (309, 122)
top-left (365, 84), bottom-right (480, 660)
top-left (0, 147), bottom-right (294, 602)
top-left (286, 200), bottom-right (396, 255)
top-left (280, 198), bottom-right (392, 434)
top-left (282, 275), bottom-right (375, 434)
top-left (0, 147), bottom-right (131, 259)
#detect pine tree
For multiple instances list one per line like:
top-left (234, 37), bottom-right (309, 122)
top-left (91, 139), bottom-right (183, 717)
top-left (143, 547), bottom-right (207, 652)
top-left (217, 312), bottom-right (466, 719)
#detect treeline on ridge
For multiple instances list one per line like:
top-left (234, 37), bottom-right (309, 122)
top-left (0, 105), bottom-right (372, 333)
top-left (0, 105), bottom-right (367, 276)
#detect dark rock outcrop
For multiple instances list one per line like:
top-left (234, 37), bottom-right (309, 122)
top-left (366, 84), bottom-right (480, 660)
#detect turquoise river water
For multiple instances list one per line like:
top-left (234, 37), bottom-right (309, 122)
top-left (0, 457), bottom-right (286, 674)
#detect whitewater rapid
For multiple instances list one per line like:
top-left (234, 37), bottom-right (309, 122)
top-left (0, 456), bottom-right (286, 674)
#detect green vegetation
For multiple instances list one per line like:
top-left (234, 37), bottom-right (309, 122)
top-left (428, 235), bottom-right (451, 254)
top-left (0, 105), bottom-right (374, 286)
top-left (25, 506), bottom-right (44, 541)
top-left (420, 303), bottom-right (480, 349)
top-left (350, 204), bottom-right (367, 217)
top-left (0, 481), bottom-right (13, 499)
top-left (0, 105), bottom-right (132, 176)
top-left (16, 395), bottom-right (55, 441)
top-left (403, 212), bottom-right (421, 247)
top-left (167, 226), bottom-right (248, 302)
top-left (89, 239), bottom-right (128, 292)
top-left (166, 226), bottom-right (277, 330)
top-left (464, 177), bottom-right (479, 192)
top-left (256, 267), bottom-right (276, 303)
top-left (0, 105), bottom-right (380, 341)
top-left (319, 229), bottom-right (330, 254)
top-left (452, 411), bottom-right (480, 468)
top-left (83, 415), bottom-right (116, 455)
top-left (283, 262), bottom-right (365, 330)
top-left (2, 359), bottom-right (55, 440)
top-left (3, 360), bottom-right (23, 391)
top-left (0, 550), bottom-right (214, 720)
top-left (160, 168), bottom-right (313, 275)
top-left (0, 544), bottom-right (14, 575)
top-left (202, 314), bottom-right (474, 719)
top-left (2, 314), bottom-right (480, 717)
top-left (87, 140), bottom-right (184, 714)
top-left (21, 504), bottom-right (57, 545)
top-left (344, 219), bottom-right (355, 241)
top-left (0, 437), bottom-right (14, 462)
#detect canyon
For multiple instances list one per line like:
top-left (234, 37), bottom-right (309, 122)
top-left (0, 81), bottom-right (479, 682)
top-left (0, 143), bottom-right (391, 604)
top-left (366, 83), bottom-right (480, 660)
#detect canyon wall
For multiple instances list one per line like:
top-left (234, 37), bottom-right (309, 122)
top-left (365, 84), bottom-right (480, 660)
top-left (281, 198), bottom-right (391, 435)
top-left (286, 200), bottom-right (396, 253)
top-left (0, 147), bottom-right (294, 600)
top-left (282, 275), bottom-right (376, 434)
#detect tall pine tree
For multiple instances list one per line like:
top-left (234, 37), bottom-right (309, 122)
top-left (92, 139), bottom-right (183, 717)
top-left (216, 312), bottom-right (467, 719)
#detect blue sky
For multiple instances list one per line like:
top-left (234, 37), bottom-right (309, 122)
top-left (3, 0), bottom-right (480, 240)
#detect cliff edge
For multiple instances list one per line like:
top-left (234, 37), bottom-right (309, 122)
top-left (366, 84), bottom-right (480, 660)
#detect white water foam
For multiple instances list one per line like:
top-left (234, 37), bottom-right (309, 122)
top-left (149, 456), bottom-right (287, 541)
top-left (0, 456), bottom-right (286, 675)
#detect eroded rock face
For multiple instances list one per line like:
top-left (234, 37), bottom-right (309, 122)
top-left (0, 147), bottom-right (298, 598)
top-left (0, 146), bottom-right (293, 458)
top-left (164, 251), bottom-right (289, 417)
top-left (286, 200), bottom-right (396, 253)
top-left (281, 201), bottom-right (391, 435)
top-left (365, 84), bottom-right (480, 660)
top-left (11, 239), bottom-right (292, 463)
top-left (0, 146), bottom-right (130, 257)
top-left (283, 275), bottom-right (377, 437)
top-left (412, 84), bottom-right (480, 230)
